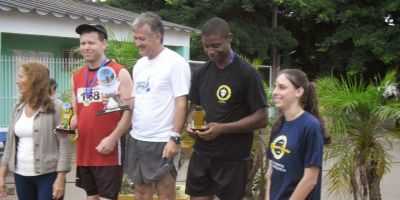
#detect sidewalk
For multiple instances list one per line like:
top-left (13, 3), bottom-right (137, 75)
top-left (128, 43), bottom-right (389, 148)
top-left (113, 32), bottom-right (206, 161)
top-left (2, 159), bottom-right (189, 200)
top-left (3, 139), bottom-right (400, 200)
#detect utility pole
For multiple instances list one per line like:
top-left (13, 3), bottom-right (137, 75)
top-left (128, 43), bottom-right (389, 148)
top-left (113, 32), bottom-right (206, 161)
top-left (271, 2), bottom-right (279, 82)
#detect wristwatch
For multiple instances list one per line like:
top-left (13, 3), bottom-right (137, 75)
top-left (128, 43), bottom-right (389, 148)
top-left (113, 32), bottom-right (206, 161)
top-left (170, 136), bottom-right (181, 145)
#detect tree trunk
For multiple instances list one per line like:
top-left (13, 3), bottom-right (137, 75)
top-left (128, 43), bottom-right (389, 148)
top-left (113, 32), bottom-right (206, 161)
top-left (350, 166), bottom-right (361, 200)
top-left (367, 160), bottom-right (383, 200)
top-left (244, 132), bottom-right (267, 199)
top-left (244, 151), bottom-right (258, 199)
top-left (358, 149), bottom-right (370, 200)
top-left (360, 167), bottom-right (369, 199)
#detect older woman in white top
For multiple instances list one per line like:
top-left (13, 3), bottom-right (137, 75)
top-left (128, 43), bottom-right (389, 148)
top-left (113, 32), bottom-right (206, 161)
top-left (0, 61), bottom-right (72, 200)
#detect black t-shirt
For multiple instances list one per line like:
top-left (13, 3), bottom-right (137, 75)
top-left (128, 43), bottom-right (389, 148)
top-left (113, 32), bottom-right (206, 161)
top-left (189, 55), bottom-right (267, 160)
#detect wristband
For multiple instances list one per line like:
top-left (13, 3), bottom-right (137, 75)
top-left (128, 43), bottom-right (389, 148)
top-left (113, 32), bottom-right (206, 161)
top-left (171, 131), bottom-right (180, 137)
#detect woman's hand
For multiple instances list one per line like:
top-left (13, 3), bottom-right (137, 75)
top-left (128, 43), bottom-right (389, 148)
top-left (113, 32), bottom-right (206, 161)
top-left (0, 165), bottom-right (9, 197)
top-left (52, 172), bottom-right (66, 200)
top-left (0, 178), bottom-right (8, 197)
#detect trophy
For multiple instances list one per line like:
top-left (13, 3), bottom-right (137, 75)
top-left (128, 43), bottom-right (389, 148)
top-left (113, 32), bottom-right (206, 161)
top-left (190, 105), bottom-right (208, 131)
top-left (55, 102), bottom-right (76, 134)
top-left (96, 66), bottom-right (130, 115)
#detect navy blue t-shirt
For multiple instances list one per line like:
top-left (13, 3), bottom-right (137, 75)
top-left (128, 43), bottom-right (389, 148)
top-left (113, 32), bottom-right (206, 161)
top-left (267, 111), bottom-right (324, 200)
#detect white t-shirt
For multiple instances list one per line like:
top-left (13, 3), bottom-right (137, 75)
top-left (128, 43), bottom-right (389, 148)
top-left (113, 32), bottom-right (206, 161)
top-left (131, 48), bottom-right (191, 142)
top-left (14, 107), bottom-right (37, 176)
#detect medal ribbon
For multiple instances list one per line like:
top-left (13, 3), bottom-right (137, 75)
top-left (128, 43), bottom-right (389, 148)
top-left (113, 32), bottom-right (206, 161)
top-left (84, 59), bottom-right (108, 101)
top-left (230, 51), bottom-right (234, 63)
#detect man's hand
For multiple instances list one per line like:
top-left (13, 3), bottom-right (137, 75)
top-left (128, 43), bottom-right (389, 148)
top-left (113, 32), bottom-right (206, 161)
top-left (102, 91), bottom-right (134, 110)
top-left (96, 136), bottom-right (117, 155)
top-left (101, 93), bottom-right (110, 105)
top-left (186, 121), bottom-right (199, 138)
top-left (162, 140), bottom-right (180, 159)
top-left (197, 122), bottom-right (223, 141)
top-left (70, 114), bottom-right (78, 130)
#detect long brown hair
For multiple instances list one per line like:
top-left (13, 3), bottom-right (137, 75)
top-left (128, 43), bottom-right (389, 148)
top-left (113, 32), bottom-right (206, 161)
top-left (18, 61), bottom-right (55, 113)
top-left (271, 69), bottom-right (330, 144)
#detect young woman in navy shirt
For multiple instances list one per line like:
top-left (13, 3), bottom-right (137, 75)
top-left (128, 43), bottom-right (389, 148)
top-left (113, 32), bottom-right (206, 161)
top-left (266, 69), bottom-right (329, 200)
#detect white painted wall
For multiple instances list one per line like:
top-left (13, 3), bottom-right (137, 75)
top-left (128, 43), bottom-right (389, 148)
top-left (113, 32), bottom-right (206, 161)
top-left (0, 10), bottom-right (190, 47)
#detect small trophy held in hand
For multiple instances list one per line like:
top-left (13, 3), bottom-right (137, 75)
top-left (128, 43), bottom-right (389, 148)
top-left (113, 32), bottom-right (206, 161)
top-left (191, 105), bottom-right (208, 131)
top-left (96, 66), bottom-right (130, 115)
top-left (55, 102), bottom-right (76, 134)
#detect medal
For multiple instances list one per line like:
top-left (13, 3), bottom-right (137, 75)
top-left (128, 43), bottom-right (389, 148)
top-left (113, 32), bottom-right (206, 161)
top-left (84, 59), bottom-right (108, 107)
top-left (83, 99), bottom-right (90, 107)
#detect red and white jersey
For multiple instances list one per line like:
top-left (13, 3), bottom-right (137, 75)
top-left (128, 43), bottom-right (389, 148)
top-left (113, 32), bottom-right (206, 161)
top-left (73, 60), bottom-right (123, 166)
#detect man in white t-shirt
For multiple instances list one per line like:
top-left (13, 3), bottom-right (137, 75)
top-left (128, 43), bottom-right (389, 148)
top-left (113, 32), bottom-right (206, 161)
top-left (124, 12), bottom-right (191, 199)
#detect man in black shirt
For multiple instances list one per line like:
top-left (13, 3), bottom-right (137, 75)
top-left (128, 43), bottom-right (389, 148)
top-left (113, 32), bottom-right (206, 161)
top-left (185, 17), bottom-right (268, 200)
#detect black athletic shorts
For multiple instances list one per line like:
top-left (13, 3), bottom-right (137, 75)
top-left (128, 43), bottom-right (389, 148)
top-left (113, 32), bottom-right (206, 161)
top-left (76, 165), bottom-right (123, 200)
top-left (185, 151), bottom-right (251, 200)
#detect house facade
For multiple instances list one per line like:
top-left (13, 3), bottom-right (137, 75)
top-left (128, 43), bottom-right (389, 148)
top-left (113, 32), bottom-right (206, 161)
top-left (0, 0), bottom-right (196, 58)
top-left (0, 0), bottom-right (197, 127)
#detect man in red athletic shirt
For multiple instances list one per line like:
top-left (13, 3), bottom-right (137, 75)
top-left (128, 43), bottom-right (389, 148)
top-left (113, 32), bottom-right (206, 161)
top-left (70, 24), bottom-right (133, 200)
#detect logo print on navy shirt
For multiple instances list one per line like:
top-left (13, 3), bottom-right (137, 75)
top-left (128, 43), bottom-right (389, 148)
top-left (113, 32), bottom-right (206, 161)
top-left (270, 135), bottom-right (291, 160)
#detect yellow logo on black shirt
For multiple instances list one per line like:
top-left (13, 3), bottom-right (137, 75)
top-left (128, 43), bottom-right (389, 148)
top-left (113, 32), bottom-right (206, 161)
top-left (216, 85), bottom-right (231, 103)
top-left (270, 135), bottom-right (291, 160)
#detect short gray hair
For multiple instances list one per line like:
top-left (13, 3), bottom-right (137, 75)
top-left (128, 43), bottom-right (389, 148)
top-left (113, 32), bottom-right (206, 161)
top-left (132, 12), bottom-right (164, 43)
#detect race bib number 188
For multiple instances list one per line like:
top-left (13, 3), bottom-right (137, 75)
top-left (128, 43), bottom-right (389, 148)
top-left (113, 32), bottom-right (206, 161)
top-left (77, 87), bottom-right (102, 104)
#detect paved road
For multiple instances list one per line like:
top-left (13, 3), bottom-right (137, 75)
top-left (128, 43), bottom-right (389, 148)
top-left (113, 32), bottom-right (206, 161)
top-left (3, 139), bottom-right (400, 200)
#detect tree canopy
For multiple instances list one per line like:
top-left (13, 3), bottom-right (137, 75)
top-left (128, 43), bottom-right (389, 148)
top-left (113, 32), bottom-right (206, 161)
top-left (279, 0), bottom-right (400, 77)
top-left (106, 0), bottom-right (400, 78)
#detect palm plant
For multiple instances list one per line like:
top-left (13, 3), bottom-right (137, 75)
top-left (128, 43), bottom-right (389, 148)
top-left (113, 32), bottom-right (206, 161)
top-left (106, 30), bottom-right (139, 71)
top-left (316, 70), bottom-right (400, 200)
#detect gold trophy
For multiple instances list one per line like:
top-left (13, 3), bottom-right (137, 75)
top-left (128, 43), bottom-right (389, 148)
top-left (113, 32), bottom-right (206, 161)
top-left (55, 102), bottom-right (76, 134)
top-left (191, 105), bottom-right (207, 131)
top-left (96, 66), bottom-right (130, 115)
